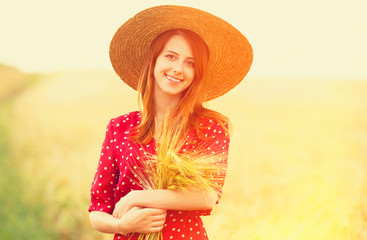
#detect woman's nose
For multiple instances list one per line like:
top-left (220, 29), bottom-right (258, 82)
top-left (173, 62), bottom-right (184, 76)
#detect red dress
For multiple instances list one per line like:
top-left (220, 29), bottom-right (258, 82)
top-left (89, 111), bottom-right (230, 240)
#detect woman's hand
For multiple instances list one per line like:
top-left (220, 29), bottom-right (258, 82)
top-left (113, 191), bottom-right (135, 219)
top-left (117, 207), bottom-right (167, 234)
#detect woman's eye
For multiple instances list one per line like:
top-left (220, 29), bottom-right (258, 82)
top-left (186, 60), bottom-right (195, 68)
top-left (165, 54), bottom-right (176, 60)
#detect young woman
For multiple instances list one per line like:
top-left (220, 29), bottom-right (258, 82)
top-left (88, 5), bottom-right (252, 240)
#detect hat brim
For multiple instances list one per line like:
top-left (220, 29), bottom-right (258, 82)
top-left (110, 5), bottom-right (253, 101)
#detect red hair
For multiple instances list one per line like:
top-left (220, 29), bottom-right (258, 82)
top-left (132, 29), bottom-right (231, 144)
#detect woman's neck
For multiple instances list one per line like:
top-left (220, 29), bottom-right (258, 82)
top-left (153, 92), bottom-right (181, 139)
top-left (154, 93), bottom-right (181, 120)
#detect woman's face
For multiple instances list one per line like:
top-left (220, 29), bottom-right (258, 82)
top-left (153, 35), bottom-right (195, 100)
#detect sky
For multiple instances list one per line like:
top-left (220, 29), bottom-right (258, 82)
top-left (1, 0), bottom-right (366, 79)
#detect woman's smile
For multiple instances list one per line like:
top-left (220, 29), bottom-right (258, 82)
top-left (165, 74), bottom-right (184, 84)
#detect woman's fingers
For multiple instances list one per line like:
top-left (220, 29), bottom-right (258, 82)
top-left (150, 218), bottom-right (166, 228)
top-left (113, 194), bottom-right (135, 219)
top-left (150, 213), bottom-right (166, 222)
top-left (113, 208), bottom-right (120, 219)
top-left (138, 208), bottom-right (167, 233)
top-left (142, 222), bottom-right (165, 233)
top-left (143, 208), bottom-right (167, 216)
top-left (149, 225), bottom-right (164, 233)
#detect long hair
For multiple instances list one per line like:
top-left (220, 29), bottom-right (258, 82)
top-left (132, 29), bottom-right (231, 144)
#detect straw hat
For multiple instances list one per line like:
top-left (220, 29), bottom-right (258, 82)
top-left (110, 5), bottom-right (253, 101)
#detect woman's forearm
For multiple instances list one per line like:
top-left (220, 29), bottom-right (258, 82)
top-left (89, 211), bottom-right (125, 234)
top-left (131, 188), bottom-right (217, 210)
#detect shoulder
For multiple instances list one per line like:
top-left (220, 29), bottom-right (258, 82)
top-left (197, 116), bottom-right (229, 140)
top-left (107, 111), bottom-right (142, 130)
top-left (112, 111), bottom-right (141, 124)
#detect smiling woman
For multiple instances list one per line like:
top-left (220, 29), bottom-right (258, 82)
top-left (88, 5), bottom-right (252, 240)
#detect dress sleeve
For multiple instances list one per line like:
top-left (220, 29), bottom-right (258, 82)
top-left (194, 120), bottom-right (230, 216)
top-left (88, 119), bottom-right (119, 214)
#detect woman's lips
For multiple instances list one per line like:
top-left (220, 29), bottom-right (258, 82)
top-left (165, 74), bottom-right (183, 84)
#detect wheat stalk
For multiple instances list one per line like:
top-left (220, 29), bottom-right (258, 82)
top-left (128, 124), bottom-right (226, 240)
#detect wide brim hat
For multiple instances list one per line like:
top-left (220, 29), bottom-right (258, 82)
top-left (110, 5), bottom-right (253, 101)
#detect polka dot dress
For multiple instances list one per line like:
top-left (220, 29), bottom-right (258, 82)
top-left (89, 111), bottom-right (230, 240)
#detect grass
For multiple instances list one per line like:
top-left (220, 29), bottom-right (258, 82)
top-left (2, 68), bottom-right (367, 239)
top-left (0, 67), bottom-right (56, 239)
top-left (204, 79), bottom-right (367, 239)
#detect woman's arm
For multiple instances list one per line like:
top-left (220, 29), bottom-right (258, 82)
top-left (90, 211), bottom-right (123, 234)
top-left (90, 207), bottom-right (167, 235)
top-left (113, 188), bottom-right (217, 219)
top-left (134, 189), bottom-right (218, 210)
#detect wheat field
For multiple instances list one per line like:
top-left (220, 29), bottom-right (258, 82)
top-left (3, 68), bottom-right (367, 239)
